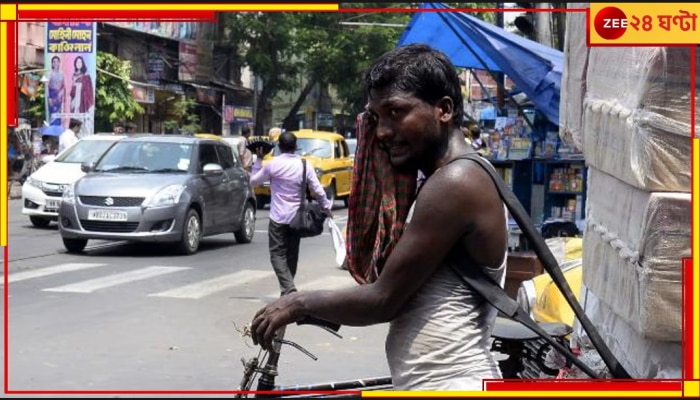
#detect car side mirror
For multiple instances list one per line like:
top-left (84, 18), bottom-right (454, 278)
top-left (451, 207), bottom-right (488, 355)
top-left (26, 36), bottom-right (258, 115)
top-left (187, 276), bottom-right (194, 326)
top-left (203, 163), bottom-right (224, 176)
top-left (81, 161), bottom-right (96, 173)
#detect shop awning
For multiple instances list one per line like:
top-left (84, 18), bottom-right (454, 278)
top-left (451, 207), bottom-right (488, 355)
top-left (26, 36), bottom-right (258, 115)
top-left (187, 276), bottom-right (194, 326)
top-left (397, 3), bottom-right (563, 124)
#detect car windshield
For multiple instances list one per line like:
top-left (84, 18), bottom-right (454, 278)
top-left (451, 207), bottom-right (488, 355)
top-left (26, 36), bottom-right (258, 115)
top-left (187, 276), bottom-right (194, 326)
top-left (273, 138), bottom-right (332, 158)
top-left (95, 141), bottom-right (193, 173)
top-left (55, 139), bottom-right (120, 164)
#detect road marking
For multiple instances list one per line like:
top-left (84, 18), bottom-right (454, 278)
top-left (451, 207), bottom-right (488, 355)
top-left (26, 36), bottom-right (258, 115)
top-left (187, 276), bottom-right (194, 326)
top-left (147, 269), bottom-right (273, 299)
top-left (264, 276), bottom-right (355, 299)
top-left (42, 266), bottom-right (190, 293)
top-left (5, 263), bottom-right (106, 284)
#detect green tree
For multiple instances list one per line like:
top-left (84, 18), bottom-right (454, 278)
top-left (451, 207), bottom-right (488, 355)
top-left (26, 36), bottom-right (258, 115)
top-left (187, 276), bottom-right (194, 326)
top-left (22, 83), bottom-right (45, 123)
top-left (224, 3), bottom-right (499, 132)
top-left (285, 3), bottom-right (497, 123)
top-left (95, 51), bottom-right (144, 132)
top-left (162, 96), bottom-right (202, 134)
top-left (225, 13), bottom-right (302, 135)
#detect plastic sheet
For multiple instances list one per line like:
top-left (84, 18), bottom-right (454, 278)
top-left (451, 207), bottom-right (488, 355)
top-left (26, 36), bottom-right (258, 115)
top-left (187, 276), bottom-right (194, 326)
top-left (582, 168), bottom-right (689, 341)
top-left (558, 3), bottom-right (589, 151)
top-left (560, 42), bottom-right (697, 192)
top-left (572, 285), bottom-right (682, 378)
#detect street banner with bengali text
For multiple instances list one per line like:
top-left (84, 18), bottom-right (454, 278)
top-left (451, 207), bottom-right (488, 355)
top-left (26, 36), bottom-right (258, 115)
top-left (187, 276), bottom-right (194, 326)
top-left (45, 22), bottom-right (97, 137)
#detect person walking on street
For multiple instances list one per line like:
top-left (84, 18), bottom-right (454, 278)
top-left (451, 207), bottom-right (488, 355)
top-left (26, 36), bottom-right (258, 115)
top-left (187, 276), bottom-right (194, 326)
top-left (250, 44), bottom-right (509, 390)
top-left (237, 127), bottom-right (254, 173)
top-left (249, 132), bottom-right (333, 296)
top-left (59, 119), bottom-right (82, 153)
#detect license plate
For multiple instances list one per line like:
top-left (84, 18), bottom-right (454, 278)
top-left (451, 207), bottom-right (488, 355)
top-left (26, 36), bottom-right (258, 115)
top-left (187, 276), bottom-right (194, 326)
top-left (45, 199), bottom-right (61, 210)
top-left (87, 209), bottom-right (128, 221)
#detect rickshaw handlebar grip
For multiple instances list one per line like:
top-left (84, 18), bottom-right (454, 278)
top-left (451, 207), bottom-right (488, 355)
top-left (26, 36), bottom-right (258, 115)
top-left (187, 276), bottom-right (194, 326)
top-left (296, 315), bottom-right (341, 332)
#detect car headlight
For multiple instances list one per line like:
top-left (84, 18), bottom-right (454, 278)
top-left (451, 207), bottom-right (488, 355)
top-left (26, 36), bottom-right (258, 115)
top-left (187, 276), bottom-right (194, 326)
top-left (62, 183), bottom-right (75, 205)
top-left (516, 280), bottom-right (537, 319)
top-left (143, 184), bottom-right (186, 208)
top-left (314, 168), bottom-right (323, 178)
top-left (26, 176), bottom-right (43, 189)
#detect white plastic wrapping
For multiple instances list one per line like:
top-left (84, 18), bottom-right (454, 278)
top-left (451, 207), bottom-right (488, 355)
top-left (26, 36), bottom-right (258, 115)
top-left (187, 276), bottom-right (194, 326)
top-left (572, 285), bottom-right (682, 378)
top-left (580, 47), bottom-right (697, 192)
top-left (558, 3), bottom-right (589, 150)
top-left (582, 168), bottom-right (689, 341)
top-left (559, 43), bottom-right (698, 192)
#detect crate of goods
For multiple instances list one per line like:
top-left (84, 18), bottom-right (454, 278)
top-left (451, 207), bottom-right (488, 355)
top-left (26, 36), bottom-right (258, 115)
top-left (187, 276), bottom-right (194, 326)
top-left (581, 46), bottom-right (697, 192)
top-left (574, 285), bottom-right (682, 379)
top-left (582, 168), bottom-right (690, 342)
top-left (558, 4), bottom-right (589, 151)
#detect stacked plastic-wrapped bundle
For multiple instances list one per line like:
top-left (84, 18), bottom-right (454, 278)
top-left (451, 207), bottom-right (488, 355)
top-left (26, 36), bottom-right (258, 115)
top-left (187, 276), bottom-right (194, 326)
top-left (558, 3), bottom-right (693, 378)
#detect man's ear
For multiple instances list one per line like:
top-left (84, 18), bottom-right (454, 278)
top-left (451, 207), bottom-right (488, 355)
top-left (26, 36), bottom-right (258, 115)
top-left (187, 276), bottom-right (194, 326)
top-left (437, 96), bottom-right (454, 123)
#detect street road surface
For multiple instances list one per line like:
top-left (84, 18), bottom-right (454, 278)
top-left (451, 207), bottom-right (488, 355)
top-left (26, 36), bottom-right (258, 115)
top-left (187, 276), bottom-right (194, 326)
top-left (2, 199), bottom-right (390, 396)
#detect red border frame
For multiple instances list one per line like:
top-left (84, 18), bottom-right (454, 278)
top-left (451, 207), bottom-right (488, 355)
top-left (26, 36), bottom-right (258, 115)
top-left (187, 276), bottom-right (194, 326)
top-left (3, 3), bottom-right (697, 396)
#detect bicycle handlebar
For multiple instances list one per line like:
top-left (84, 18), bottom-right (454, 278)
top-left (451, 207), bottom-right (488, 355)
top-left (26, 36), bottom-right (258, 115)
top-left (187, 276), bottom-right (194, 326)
top-left (296, 315), bottom-right (342, 334)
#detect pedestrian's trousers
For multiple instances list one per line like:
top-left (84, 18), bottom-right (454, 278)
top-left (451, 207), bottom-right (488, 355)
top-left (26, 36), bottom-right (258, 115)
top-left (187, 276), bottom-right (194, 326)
top-left (268, 219), bottom-right (301, 296)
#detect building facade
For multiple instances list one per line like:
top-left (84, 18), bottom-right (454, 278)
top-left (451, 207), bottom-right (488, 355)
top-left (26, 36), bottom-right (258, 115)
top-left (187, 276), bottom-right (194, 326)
top-left (15, 21), bottom-right (255, 135)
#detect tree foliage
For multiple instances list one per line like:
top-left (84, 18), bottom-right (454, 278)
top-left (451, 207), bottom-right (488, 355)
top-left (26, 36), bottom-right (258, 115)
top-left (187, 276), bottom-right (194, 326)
top-left (162, 96), bottom-right (202, 134)
top-left (223, 3), bottom-right (498, 131)
top-left (95, 52), bottom-right (144, 132)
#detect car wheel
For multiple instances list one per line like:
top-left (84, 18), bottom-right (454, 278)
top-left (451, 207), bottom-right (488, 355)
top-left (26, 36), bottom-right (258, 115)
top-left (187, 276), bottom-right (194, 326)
top-left (177, 208), bottom-right (201, 255)
top-left (30, 216), bottom-right (51, 228)
top-left (234, 202), bottom-right (255, 244)
top-left (63, 238), bottom-right (87, 253)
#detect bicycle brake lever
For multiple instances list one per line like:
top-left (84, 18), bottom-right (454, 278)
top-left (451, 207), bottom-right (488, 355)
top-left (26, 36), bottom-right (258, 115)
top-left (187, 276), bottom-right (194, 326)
top-left (274, 338), bottom-right (318, 361)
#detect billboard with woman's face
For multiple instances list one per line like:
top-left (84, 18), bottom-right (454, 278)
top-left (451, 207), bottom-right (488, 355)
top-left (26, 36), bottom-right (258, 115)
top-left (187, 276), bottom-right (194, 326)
top-left (45, 22), bottom-right (97, 137)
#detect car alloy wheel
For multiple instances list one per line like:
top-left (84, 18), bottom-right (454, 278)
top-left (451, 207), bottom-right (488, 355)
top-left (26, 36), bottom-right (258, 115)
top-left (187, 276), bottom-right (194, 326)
top-left (178, 208), bottom-right (201, 255)
top-left (234, 203), bottom-right (255, 244)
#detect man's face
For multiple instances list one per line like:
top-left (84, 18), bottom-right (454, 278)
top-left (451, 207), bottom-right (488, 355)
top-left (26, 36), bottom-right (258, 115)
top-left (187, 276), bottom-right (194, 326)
top-left (366, 87), bottom-right (448, 168)
top-left (114, 126), bottom-right (124, 134)
top-left (72, 125), bottom-right (81, 134)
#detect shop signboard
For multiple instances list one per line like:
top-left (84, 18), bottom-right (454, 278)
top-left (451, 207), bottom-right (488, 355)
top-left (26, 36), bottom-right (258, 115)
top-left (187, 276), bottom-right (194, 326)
top-left (224, 106), bottom-right (254, 123)
top-left (132, 86), bottom-right (155, 104)
top-left (178, 42), bottom-right (198, 82)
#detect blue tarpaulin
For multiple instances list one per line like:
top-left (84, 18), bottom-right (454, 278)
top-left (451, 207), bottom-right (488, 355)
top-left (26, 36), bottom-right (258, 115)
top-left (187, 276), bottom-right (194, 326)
top-left (397, 3), bottom-right (563, 125)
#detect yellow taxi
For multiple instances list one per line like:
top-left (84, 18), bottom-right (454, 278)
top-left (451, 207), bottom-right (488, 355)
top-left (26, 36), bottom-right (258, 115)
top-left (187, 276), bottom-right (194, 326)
top-left (516, 238), bottom-right (583, 328)
top-left (254, 130), bottom-right (354, 208)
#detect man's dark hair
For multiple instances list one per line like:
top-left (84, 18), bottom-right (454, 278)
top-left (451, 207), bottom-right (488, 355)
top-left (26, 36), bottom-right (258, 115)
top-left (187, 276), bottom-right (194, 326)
top-left (242, 127), bottom-right (251, 136)
top-left (278, 132), bottom-right (297, 153)
top-left (69, 119), bottom-right (82, 129)
top-left (364, 43), bottom-right (464, 127)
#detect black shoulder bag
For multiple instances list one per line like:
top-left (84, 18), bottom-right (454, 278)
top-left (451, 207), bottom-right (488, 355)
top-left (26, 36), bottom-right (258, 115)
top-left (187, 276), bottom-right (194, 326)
top-left (289, 159), bottom-right (327, 238)
top-left (442, 153), bottom-right (631, 379)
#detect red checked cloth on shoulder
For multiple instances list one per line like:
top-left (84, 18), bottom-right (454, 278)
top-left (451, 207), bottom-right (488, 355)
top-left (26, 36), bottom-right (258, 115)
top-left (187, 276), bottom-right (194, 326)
top-left (345, 112), bottom-right (418, 284)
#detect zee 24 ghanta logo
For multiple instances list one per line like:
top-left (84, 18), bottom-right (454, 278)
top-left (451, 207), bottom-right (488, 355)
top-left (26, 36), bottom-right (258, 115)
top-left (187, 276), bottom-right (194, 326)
top-left (593, 6), bottom-right (697, 40)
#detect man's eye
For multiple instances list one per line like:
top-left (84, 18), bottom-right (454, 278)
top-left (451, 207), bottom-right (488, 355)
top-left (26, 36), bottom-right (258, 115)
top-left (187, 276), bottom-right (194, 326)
top-left (390, 108), bottom-right (402, 117)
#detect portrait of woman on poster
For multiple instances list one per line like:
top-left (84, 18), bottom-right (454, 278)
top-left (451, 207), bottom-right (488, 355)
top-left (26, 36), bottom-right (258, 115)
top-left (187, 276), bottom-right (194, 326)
top-left (48, 56), bottom-right (65, 116)
top-left (70, 56), bottom-right (94, 114)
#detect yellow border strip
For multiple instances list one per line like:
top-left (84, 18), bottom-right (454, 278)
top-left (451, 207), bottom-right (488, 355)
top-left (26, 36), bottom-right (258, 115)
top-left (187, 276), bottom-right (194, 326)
top-left (694, 138), bottom-right (700, 381)
top-left (1, 21), bottom-right (7, 247)
top-left (18, 4), bottom-right (339, 11)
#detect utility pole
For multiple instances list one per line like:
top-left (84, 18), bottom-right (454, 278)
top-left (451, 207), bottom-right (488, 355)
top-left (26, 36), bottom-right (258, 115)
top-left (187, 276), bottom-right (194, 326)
top-left (495, 3), bottom-right (506, 114)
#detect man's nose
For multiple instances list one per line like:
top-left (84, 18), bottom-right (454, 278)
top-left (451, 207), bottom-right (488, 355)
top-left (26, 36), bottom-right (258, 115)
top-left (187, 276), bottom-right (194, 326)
top-left (375, 120), bottom-right (393, 141)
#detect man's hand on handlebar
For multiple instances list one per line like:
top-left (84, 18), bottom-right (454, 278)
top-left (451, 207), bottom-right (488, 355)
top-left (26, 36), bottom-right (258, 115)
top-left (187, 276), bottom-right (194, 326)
top-left (251, 293), bottom-right (304, 350)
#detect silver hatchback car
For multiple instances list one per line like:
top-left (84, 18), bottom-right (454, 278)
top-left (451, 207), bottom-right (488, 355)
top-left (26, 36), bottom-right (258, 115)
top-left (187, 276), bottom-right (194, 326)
top-left (58, 135), bottom-right (257, 254)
